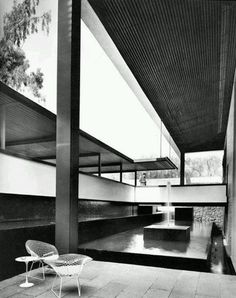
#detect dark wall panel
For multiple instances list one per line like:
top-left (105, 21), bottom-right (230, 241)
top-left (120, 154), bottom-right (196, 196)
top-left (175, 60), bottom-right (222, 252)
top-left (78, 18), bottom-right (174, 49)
top-left (0, 194), bottom-right (54, 222)
top-left (78, 200), bottom-right (137, 221)
top-left (79, 213), bottom-right (163, 244)
top-left (0, 193), bottom-right (138, 222)
top-left (0, 224), bottom-right (55, 281)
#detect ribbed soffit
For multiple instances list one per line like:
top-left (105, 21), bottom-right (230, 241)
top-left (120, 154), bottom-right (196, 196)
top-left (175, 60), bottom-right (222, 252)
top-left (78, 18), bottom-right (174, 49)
top-left (88, 0), bottom-right (236, 152)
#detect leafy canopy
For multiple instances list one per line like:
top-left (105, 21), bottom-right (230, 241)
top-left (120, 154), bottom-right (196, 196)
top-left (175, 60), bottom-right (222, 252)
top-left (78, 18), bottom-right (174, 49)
top-left (0, 0), bottom-right (51, 102)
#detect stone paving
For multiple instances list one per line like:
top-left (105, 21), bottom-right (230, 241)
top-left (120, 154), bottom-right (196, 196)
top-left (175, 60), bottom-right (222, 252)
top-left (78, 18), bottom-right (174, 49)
top-left (0, 261), bottom-right (236, 298)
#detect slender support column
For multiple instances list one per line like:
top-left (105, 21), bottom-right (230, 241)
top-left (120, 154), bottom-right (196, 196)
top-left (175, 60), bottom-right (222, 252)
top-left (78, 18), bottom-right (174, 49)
top-left (0, 106), bottom-right (6, 150)
top-left (160, 122), bottom-right (163, 157)
top-left (120, 163), bottom-right (123, 183)
top-left (98, 154), bottom-right (101, 177)
top-left (134, 171), bottom-right (137, 187)
top-left (180, 152), bottom-right (185, 185)
top-left (56, 0), bottom-right (81, 253)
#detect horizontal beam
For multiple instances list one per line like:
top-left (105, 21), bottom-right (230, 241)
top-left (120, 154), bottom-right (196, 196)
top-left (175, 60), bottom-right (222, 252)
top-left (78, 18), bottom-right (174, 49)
top-left (79, 152), bottom-right (100, 157)
top-left (6, 136), bottom-right (56, 146)
top-left (37, 155), bottom-right (56, 160)
top-left (79, 162), bottom-right (122, 169)
top-left (38, 152), bottom-right (101, 161)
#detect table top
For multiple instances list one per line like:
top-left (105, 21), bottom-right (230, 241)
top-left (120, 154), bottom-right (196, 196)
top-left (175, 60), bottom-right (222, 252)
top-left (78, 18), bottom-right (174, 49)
top-left (15, 256), bottom-right (38, 262)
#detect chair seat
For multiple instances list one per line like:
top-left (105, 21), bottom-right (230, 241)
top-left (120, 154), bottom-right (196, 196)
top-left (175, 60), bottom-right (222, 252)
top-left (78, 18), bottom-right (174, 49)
top-left (45, 253), bottom-right (92, 277)
top-left (53, 254), bottom-right (92, 266)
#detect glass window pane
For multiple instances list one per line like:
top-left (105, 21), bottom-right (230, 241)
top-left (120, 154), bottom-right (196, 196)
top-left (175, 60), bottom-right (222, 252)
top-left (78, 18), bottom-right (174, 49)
top-left (185, 151), bottom-right (223, 184)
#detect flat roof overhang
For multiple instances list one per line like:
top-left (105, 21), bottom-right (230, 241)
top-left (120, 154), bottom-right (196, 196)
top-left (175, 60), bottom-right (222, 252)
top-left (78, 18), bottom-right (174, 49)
top-left (86, 0), bottom-right (236, 153)
top-left (79, 157), bottom-right (177, 174)
top-left (0, 82), bottom-right (177, 172)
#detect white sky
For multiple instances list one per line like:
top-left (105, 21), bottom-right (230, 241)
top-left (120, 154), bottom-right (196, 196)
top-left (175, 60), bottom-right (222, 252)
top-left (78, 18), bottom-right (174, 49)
top-left (186, 150), bottom-right (224, 159)
top-left (0, 0), bottom-right (58, 112)
top-left (0, 0), bottom-right (176, 160)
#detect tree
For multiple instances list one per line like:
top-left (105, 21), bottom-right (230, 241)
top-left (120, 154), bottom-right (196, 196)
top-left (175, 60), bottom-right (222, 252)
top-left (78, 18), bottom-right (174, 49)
top-left (185, 155), bottom-right (222, 184)
top-left (0, 0), bottom-right (51, 103)
top-left (138, 154), bottom-right (222, 185)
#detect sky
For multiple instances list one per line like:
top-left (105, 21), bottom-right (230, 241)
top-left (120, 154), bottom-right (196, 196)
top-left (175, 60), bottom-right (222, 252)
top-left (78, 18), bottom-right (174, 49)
top-left (186, 150), bottom-right (224, 160)
top-left (0, 0), bottom-right (58, 112)
top-left (0, 0), bottom-right (180, 160)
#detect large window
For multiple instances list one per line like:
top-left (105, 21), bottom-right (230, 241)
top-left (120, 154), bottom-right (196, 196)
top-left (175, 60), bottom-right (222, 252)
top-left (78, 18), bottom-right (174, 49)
top-left (137, 168), bottom-right (180, 186)
top-left (0, 1), bottom-right (180, 170)
top-left (81, 21), bottom-right (180, 161)
top-left (185, 151), bottom-right (223, 184)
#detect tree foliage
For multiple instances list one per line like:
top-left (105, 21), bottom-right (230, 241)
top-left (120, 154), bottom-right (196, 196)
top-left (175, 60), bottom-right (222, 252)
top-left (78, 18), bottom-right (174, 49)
top-left (134, 154), bottom-right (222, 184)
top-left (185, 155), bottom-right (222, 183)
top-left (3, 0), bottom-right (51, 47)
top-left (0, 0), bottom-right (51, 102)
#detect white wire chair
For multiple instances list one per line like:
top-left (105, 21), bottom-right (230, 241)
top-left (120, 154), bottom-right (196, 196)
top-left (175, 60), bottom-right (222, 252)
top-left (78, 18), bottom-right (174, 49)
top-left (45, 253), bottom-right (92, 298)
top-left (25, 240), bottom-right (59, 280)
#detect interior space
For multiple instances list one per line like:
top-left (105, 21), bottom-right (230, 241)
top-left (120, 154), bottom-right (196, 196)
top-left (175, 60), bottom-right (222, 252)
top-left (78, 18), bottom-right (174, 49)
top-left (1, 0), bottom-right (236, 297)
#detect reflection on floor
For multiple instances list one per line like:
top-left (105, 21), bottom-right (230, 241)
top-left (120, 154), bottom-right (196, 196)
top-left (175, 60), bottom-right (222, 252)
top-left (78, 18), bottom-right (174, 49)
top-left (210, 232), bottom-right (227, 274)
top-left (79, 220), bottom-right (211, 258)
top-left (79, 220), bottom-right (216, 272)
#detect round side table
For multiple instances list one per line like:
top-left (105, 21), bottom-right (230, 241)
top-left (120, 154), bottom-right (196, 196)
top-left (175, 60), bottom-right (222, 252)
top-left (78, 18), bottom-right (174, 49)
top-left (15, 256), bottom-right (38, 288)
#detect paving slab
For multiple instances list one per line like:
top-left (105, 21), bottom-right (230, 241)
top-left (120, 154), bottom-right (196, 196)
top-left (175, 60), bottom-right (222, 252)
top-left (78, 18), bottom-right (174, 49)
top-left (0, 261), bottom-right (236, 298)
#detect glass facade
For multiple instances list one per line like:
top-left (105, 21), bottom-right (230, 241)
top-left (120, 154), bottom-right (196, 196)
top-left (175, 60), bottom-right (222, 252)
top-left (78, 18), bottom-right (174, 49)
top-left (185, 151), bottom-right (223, 184)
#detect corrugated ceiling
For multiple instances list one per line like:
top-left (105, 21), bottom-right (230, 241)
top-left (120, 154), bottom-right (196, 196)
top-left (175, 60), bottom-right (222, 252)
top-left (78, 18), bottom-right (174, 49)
top-left (88, 0), bottom-right (236, 152)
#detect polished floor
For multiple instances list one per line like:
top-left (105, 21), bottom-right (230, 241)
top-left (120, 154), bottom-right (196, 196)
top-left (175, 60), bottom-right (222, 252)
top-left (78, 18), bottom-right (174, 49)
top-left (0, 260), bottom-right (235, 297)
top-left (79, 220), bottom-right (212, 260)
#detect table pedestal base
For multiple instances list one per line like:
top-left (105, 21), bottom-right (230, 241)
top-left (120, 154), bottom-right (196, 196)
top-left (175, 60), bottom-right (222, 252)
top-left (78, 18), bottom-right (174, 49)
top-left (20, 281), bottom-right (34, 288)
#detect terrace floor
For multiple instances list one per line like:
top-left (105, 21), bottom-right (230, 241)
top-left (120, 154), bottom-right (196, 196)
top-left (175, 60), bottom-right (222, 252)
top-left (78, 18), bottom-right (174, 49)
top-left (0, 260), bottom-right (236, 298)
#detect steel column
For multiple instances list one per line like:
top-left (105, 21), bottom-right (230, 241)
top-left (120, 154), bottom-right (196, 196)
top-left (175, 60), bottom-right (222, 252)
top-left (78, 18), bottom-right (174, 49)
top-left (180, 152), bottom-right (185, 185)
top-left (120, 163), bottom-right (123, 182)
top-left (98, 153), bottom-right (101, 176)
top-left (55, 0), bottom-right (81, 253)
top-left (0, 106), bottom-right (6, 150)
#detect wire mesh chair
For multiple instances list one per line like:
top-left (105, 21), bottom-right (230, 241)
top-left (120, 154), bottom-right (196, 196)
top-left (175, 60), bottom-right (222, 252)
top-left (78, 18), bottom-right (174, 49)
top-left (25, 240), bottom-right (59, 280)
top-left (45, 253), bottom-right (92, 298)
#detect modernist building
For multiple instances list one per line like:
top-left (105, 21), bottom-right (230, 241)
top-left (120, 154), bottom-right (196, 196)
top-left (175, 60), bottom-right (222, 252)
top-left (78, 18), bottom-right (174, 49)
top-left (0, 0), bottom-right (236, 296)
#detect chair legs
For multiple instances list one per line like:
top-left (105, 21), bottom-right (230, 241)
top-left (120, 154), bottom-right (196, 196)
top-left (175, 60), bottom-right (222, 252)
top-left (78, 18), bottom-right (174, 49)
top-left (51, 274), bottom-right (62, 298)
top-left (28, 261), bottom-right (45, 280)
top-left (51, 274), bottom-right (81, 298)
top-left (76, 276), bottom-right (81, 296)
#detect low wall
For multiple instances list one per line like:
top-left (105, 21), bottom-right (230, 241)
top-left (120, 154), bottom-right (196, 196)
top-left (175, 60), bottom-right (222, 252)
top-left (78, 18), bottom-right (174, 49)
top-left (0, 194), bottom-right (54, 222)
top-left (136, 184), bottom-right (227, 204)
top-left (0, 153), bottom-right (227, 205)
top-left (0, 153), bottom-right (135, 202)
top-left (0, 193), bottom-right (137, 223)
top-left (78, 213), bottom-right (163, 243)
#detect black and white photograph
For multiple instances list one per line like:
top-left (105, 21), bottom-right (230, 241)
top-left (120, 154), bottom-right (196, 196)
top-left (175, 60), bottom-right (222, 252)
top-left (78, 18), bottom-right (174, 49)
top-left (0, 0), bottom-right (235, 297)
